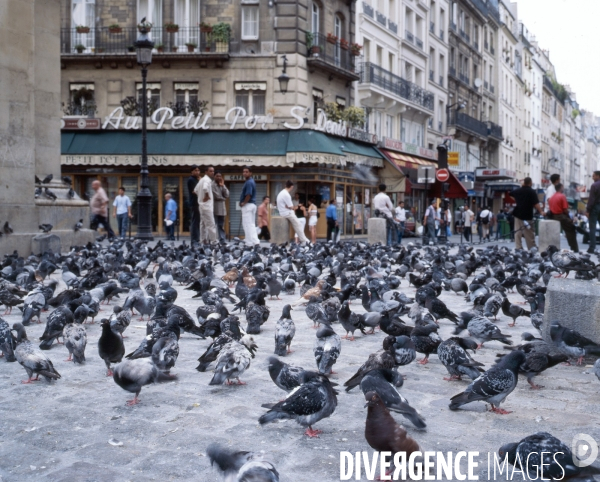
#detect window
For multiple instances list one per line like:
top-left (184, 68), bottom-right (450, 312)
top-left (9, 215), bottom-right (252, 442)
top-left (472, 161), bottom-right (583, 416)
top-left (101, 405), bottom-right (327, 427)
top-left (71, 0), bottom-right (95, 49)
top-left (174, 0), bottom-right (199, 47)
top-left (405, 62), bottom-right (414, 82)
top-left (235, 83), bottom-right (265, 116)
top-left (363, 38), bottom-right (370, 62)
top-left (336, 96), bottom-right (346, 107)
top-left (68, 83), bottom-right (95, 116)
top-left (242, 4), bottom-right (260, 40)
top-left (311, 2), bottom-right (320, 35)
top-left (374, 111), bottom-right (382, 138)
top-left (334, 14), bottom-right (343, 65)
top-left (385, 115), bottom-right (394, 138)
top-left (138, 0), bottom-right (162, 25)
top-left (136, 82), bottom-right (161, 114)
top-left (173, 83), bottom-right (199, 114)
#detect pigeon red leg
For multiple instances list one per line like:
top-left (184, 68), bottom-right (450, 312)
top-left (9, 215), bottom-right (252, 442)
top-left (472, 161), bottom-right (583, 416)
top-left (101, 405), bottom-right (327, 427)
top-left (304, 426), bottom-right (322, 438)
top-left (236, 378), bottom-right (247, 385)
top-left (21, 376), bottom-right (39, 384)
top-left (106, 369), bottom-right (113, 377)
top-left (527, 379), bottom-right (544, 390)
top-left (417, 357), bottom-right (429, 365)
top-left (65, 354), bottom-right (73, 362)
top-left (443, 375), bottom-right (461, 381)
top-left (576, 356), bottom-right (584, 366)
top-left (490, 405), bottom-right (511, 415)
top-left (126, 395), bottom-right (140, 406)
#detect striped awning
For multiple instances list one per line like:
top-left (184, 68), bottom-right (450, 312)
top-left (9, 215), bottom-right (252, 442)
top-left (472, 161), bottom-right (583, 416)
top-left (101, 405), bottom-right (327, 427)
top-left (380, 149), bottom-right (437, 170)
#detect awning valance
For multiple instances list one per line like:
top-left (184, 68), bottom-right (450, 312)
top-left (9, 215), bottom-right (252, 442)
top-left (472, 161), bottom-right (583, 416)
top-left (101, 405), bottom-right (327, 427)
top-left (379, 149), bottom-right (437, 170)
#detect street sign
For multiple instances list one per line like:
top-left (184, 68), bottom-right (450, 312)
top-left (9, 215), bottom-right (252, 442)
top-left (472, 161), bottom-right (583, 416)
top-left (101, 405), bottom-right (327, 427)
top-left (436, 168), bottom-right (450, 182)
top-left (448, 151), bottom-right (459, 166)
top-left (417, 166), bottom-right (435, 184)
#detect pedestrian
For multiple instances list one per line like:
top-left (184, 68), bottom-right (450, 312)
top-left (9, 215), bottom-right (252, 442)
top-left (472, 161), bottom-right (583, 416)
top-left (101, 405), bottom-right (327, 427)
top-left (294, 201), bottom-right (307, 244)
top-left (586, 170), bottom-right (600, 254)
top-left (112, 186), bottom-right (132, 238)
top-left (423, 199), bottom-right (440, 245)
top-left (307, 198), bottom-right (318, 244)
top-left (239, 166), bottom-right (260, 246)
top-left (445, 206), bottom-right (452, 237)
top-left (545, 173), bottom-right (560, 212)
top-left (495, 209), bottom-right (506, 240)
top-left (326, 199), bottom-right (338, 241)
top-left (257, 196), bottom-right (271, 242)
top-left (212, 171), bottom-right (229, 243)
top-left (510, 177), bottom-right (544, 250)
top-left (394, 200), bottom-right (406, 244)
top-left (475, 206), bottom-right (483, 242)
top-left (187, 165), bottom-right (201, 246)
top-left (373, 184), bottom-right (396, 245)
top-left (463, 205), bottom-right (474, 242)
top-left (548, 183), bottom-right (579, 252)
top-left (277, 181), bottom-right (309, 244)
top-left (163, 192), bottom-right (177, 240)
top-left (90, 180), bottom-right (116, 239)
top-left (480, 206), bottom-right (491, 241)
top-left (454, 206), bottom-right (463, 234)
top-left (195, 166), bottom-right (217, 244)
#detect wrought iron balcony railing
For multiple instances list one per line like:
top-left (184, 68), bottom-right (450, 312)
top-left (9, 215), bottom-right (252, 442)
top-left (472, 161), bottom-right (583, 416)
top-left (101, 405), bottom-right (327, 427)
top-left (363, 2), bottom-right (374, 18)
top-left (307, 33), bottom-right (359, 75)
top-left (448, 110), bottom-right (488, 138)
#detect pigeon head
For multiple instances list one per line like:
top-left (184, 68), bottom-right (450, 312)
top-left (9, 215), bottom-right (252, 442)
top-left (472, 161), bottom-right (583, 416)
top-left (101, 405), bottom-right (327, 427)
top-left (393, 335), bottom-right (414, 349)
top-left (11, 323), bottom-right (27, 343)
top-left (498, 350), bottom-right (526, 370)
top-left (363, 391), bottom-right (384, 408)
top-left (241, 335), bottom-right (258, 356)
top-left (497, 442), bottom-right (519, 465)
top-left (267, 355), bottom-right (284, 375)
top-left (281, 304), bottom-right (292, 319)
top-left (114, 306), bottom-right (123, 314)
top-left (381, 335), bottom-right (397, 351)
top-left (316, 324), bottom-right (336, 339)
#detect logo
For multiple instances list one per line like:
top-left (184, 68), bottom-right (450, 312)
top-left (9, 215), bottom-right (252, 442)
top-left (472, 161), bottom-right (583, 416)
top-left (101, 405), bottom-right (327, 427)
top-left (571, 433), bottom-right (598, 468)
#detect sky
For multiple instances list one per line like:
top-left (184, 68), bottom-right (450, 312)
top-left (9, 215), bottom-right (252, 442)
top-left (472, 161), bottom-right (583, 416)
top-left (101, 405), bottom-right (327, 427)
top-left (515, 0), bottom-right (600, 114)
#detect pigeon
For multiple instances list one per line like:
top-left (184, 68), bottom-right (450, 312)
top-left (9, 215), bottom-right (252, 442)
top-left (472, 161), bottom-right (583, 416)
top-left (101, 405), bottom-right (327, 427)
top-left (391, 335), bottom-right (416, 367)
top-left (483, 293), bottom-right (504, 319)
top-left (499, 432), bottom-right (600, 480)
top-left (3, 221), bottom-right (13, 234)
top-left (12, 323), bottom-right (61, 384)
top-left (245, 301), bottom-right (270, 335)
top-left (209, 335), bottom-right (258, 385)
top-left (207, 443), bottom-right (280, 482)
top-left (39, 223), bottom-right (53, 233)
top-left (63, 323), bottom-right (87, 364)
top-left (44, 187), bottom-right (57, 200)
top-left (410, 322), bottom-right (441, 364)
top-left (437, 337), bottom-right (485, 381)
top-left (41, 174), bottom-right (53, 184)
top-left (98, 318), bottom-right (125, 376)
top-left (360, 369), bottom-right (426, 429)
top-left (379, 311), bottom-right (412, 337)
top-left (0, 318), bottom-right (16, 362)
top-left (196, 332), bottom-right (235, 372)
top-left (313, 324), bottom-right (341, 375)
top-left (0, 289), bottom-right (24, 315)
top-left (74, 219), bottom-right (83, 231)
top-left (449, 350), bottom-right (526, 414)
top-left (112, 358), bottom-right (177, 406)
top-left (547, 245), bottom-right (595, 278)
top-left (337, 300), bottom-right (366, 341)
top-left (550, 322), bottom-right (600, 365)
top-left (151, 335), bottom-right (179, 374)
top-left (501, 297), bottom-right (530, 327)
top-left (456, 315), bottom-right (513, 349)
top-left (267, 356), bottom-right (317, 392)
top-left (266, 274), bottom-right (283, 300)
top-left (62, 176), bottom-right (73, 185)
top-left (34, 187), bottom-right (42, 199)
top-left (595, 359), bottom-right (600, 382)
top-left (109, 306), bottom-right (131, 337)
top-left (305, 296), bottom-right (329, 328)
top-left (344, 336), bottom-right (397, 392)
top-left (496, 350), bottom-right (567, 389)
top-left (35, 175), bottom-right (42, 184)
top-left (39, 306), bottom-right (74, 350)
top-left (274, 305), bottom-right (296, 356)
top-left (259, 374), bottom-right (338, 438)
top-left (424, 294), bottom-right (459, 323)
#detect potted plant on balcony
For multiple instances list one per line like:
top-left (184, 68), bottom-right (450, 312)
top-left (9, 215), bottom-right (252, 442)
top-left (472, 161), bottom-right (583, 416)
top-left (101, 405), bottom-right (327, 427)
top-left (138, 21), bottom-right (152, 32)
top-left (74, 44), bottom-right (86, 53)
top-left (165, 23), bottom-right (179, 33)
top-left (76, 25), bottom-right (90, 34)
top-left (349, 42), bottom-right (362, 56)
top-left (155, 43), bottom-right (164, 53)
top-left (339, 38), bottom-right (349, 50)
top-left (212, 22), bottom-right (230, 53)
top-left (326, 33), bottom-right (338, 44)
top-left (185, 42), bottom-right (197, 52)
top-left (306, 31), bottom-right (320, 55)
top-left (200, 22), bottom-right (213, 33)
top-left (127, 45), bottom-right (135, 52)
top-left (108, 24), bottom-right (122, 33)
top-left (171, 45), bottom-right (179, 52)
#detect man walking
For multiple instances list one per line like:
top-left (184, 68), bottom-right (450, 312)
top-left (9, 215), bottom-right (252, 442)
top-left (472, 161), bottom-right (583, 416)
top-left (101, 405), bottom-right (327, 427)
top-left (164, 192), bottom-right (177, 240)
top-left (112, 186), bottom-right (132, 238)
top-left (257, 196), bottom-right (271, 241)
top-left (463, 205), bottom-right (474, 242)
top-left (326, 199), bottom-right (338, 241)
top-left (373, 184), bottom-right (396, 245)
top-left (195, 166), bottom-right (217, 244)
top-left (548, 183), bottom-right (579, 252)
top-left (187, 166), bottom-right (201, 246)
top-left (212, 171), bottom-right (229, 243)
top-left (239, 166), bottom-right (260, 246)
top-left (586, 171), bottom-right (600, 254)
top-left (510, 177), bottom-right (544, 250)
top-left (423, 199), bottom-right (440, 245)
top-left (277, 181), bottom-right (309, 244)
top-left (479, 206), bottom-right (491, 241)
top-left (394, 200), bottom-right (406, 244)
top-left (90, 180), bottom-right (115, 239)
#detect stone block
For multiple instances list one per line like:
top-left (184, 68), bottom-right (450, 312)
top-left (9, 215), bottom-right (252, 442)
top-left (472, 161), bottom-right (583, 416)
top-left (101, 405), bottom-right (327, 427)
top-left (31, 234), bottom-right (61, 255)
top-left (368, 218), bottom-right (387, 246)
top-left (271, 216), bottom-right (291, 245)
top-left (543, 277), bottom-right (600, 345)
top-left (539, 219), bottom-right (561, 252)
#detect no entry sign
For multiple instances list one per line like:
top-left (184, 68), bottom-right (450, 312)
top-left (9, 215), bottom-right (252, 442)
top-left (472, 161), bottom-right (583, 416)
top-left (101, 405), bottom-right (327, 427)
top-left (436, 168), bottom-right (450, 182)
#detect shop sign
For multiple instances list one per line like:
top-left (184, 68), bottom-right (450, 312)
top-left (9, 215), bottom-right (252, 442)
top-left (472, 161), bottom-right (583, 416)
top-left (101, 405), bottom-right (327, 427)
top-left (475, 168), bottom-right (517, 179)
top-left (62, 155), bottom-right (169, 166)
top-left (61, 118), bottom-right (101, 129)
top-left (224, 174), bottom-right (266, 181)
top-left (448, 152), bottom-right (459, 166)
top-left (381, 137), bottom-right (438, 161)
top-left (347, 128), bottom-right (378, 144)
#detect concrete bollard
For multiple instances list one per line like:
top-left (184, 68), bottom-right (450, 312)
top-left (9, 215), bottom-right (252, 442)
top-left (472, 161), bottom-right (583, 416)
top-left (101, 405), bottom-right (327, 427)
top-left (538, 219), bottom-right (561, 252)
top-left (543, 277), bottom-right (600, 345)
top-left (368, 218), bottom-right (388, 245)
top-left (270, 216), bottom-right (291, 245)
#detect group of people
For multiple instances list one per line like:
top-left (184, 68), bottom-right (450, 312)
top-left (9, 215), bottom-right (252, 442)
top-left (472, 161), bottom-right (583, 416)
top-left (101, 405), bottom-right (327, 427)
top-left (373, 184), bottom-right (408, 245)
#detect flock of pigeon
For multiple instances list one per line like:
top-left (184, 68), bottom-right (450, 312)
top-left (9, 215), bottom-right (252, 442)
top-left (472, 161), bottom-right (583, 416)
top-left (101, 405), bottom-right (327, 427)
top-left (1, 238), bottom-right (600, 480)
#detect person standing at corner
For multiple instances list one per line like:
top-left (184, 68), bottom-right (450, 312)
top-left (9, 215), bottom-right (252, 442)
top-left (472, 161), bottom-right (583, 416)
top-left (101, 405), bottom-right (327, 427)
top-left (373, 184), bottom-right (396, 245)
top-left (326, 199), bottom-right (338, 241)
top-left (394, 200), bottom-right (406, 245)
top-left (257, 196), bottom-right (271, 242)
top-left (212, 171), bottom-right (229, 243)
top-left (545, 173), bottom-right (560, 212)
top-left (90, 180), bottom-right (116, 239)
top-left (423, 199), bottom-right (441, 245)
top-left (112, 186), bottom-right (132, 239)
top-left (277, 180), bottom-right (310, 244)
top-left (239, 166), bottom-right (260, 246)
top-left (187, 165), bottom-right (201, 247)
top-left (586, 171), bottom-right (600, 254)
top-left (164, 192), bottom-right (177, 241)
top-left (548, 183), bottom-right (579, 252)
top-left (510, 177), bottom-right (544, 250)
top-left (195, 166), bottom-right (217, 244)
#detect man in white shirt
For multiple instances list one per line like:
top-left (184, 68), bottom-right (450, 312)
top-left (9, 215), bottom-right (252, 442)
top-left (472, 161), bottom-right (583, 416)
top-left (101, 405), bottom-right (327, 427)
top-left (463, 206), bottom-right (474, 243)
top-left (480, 206), bottom-right (491, 241)
top-left (423, 199), bottom-right (441, 245)
top-left (394, 200), bottom-right (406, 244)
top-left (194, 166), bottom-right (217, 243)
top-left (544, 174), bottom-right (560, 211)
top-left (373, 184), bottom-right (396, 245)
top-left (277, 180), bottom-right (309, 244)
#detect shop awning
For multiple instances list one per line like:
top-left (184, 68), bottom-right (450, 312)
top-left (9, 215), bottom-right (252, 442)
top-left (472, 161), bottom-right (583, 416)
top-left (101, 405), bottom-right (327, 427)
top-left (379, 149), bottom-right (437, 170)
top-left (429, 170), bottom-right (469, 199)
top-left (486, 181), bottom-right (521, 192)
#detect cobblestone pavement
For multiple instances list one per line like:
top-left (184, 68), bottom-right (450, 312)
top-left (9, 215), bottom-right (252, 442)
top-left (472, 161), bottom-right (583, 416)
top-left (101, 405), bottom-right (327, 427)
top-left (0, 241), bottom-right (598, 481)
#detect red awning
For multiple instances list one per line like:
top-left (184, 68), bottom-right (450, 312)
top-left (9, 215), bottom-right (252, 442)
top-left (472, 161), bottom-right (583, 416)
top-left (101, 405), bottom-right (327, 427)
top-left (379, 149), bottom-right (437, 170)
top-left (429, 170), bottom-right (469, 199)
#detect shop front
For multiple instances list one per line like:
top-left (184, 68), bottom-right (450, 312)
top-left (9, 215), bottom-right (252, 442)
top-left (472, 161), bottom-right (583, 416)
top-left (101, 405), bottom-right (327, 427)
top-left (61, 129), bottom-right (384, 239)
top-left (475, 168), bottom-right (519, 214)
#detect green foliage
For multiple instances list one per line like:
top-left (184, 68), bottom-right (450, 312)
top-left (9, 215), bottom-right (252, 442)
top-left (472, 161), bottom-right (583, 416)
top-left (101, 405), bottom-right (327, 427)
top-left (322, 102), bottom-right (366, 128)
top-left (212, 22), bottom-right (231, 42)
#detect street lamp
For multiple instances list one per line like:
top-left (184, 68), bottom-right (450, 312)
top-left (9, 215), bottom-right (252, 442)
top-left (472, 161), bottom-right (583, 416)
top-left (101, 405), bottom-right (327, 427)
top-left (134, 22), bottom-right (154, 240)
top-left (278, 55), bottom-right (290, 94)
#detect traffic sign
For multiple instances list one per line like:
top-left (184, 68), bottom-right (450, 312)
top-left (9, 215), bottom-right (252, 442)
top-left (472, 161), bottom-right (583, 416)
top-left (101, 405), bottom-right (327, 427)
top-left (448, 152), bottom-right (459, 166)
top-left (417, 166), bottom-right (435, 184)
top-left (436, 168), bottom-right (450, 182)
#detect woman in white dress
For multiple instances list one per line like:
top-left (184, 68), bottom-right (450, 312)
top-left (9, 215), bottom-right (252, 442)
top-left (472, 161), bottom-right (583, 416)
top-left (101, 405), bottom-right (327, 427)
top-left (307, 199), bottom-right (318, 244)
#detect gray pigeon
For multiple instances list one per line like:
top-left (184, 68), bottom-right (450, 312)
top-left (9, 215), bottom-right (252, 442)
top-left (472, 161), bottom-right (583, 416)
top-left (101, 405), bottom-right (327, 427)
top-left (112, 358), bottom-right (177, 405)
top-left (0, 318), bottom-right (16, 362)
top-left (207, 443), bottom-right (279, 482)
top-left (437, 337), bottom-right (485, 381)
top-left (63, 323), bottom-right (87, 364)
top-left (274, 305), bottom-right (295, 356)
top-left (313, 324), bottom-right (341, 375)
top-left (457, 315), bottom-right (512, 349)
top-left (13, 323), bottom-right (61, 383)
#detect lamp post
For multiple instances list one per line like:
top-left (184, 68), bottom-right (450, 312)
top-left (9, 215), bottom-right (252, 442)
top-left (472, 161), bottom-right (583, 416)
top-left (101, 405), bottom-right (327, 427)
top-left (134, 23), bottom-right (154, 240)
top-left (277, 55), bottom-right (290, 94)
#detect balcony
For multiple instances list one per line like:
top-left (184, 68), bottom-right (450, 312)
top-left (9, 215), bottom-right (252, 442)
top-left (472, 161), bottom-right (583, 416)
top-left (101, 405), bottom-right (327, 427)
top-left (450, 21), bottom-right (457, 31)
top-left (376, 10), bottom-right (387, 26)
top-left (388, 20), bottom-right (398, 34)
top-left (415, 37), bottom-right (423, 49)
top-left (470, 0), bottom-right (489, 17)
top-left (484, 80), bottom-right (488, 90)
top-left (459, 30), bottom-right (470, 43)
top-left (430, 21), bottom-right (435, 33)
top-left (449, 65), bottom-right (457, 77)
top-left (448, 110), bottom-right (489, 139)
top-left (429, 70), bottom-right (434, 81)
top-left (307, 33), bottom-right (360, 81)
top-left (459, 73), bottom-right (470, 85)
top-left (405, 30), bottom-right (414, 43)
top-left (473, 41), bottom-right (479, 51)
top-left (360, 62), bottom-right (434, 111)
top-left (439, 75), bottom-right (444, 87)
top-left (488, 122), bottom-right (503, 141)
top-left (60, 27), bottom-right (230, 58)
top-left (363, 2), bottom-right (374, 18)
top-left (439, 30), bottom-right (444, 40)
